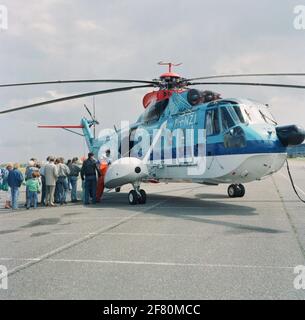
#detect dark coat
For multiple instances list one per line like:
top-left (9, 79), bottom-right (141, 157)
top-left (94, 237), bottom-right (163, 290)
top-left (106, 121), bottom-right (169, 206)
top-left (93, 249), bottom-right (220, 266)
top-left (7, 169), bottom-right (24, 188)
top-left (81, 158), bottom-right (101, 180)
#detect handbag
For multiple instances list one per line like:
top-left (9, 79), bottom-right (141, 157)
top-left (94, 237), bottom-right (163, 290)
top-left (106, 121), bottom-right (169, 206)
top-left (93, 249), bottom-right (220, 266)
top-left (0, 183), bottom-right (8, 191)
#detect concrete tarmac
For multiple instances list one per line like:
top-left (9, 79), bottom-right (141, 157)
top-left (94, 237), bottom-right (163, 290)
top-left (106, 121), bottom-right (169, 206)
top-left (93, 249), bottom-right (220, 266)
top-left (0, 159), bottom-right (305, 299)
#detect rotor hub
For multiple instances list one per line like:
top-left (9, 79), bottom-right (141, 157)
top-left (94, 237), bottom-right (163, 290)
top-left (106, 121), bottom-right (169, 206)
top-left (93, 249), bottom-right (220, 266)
top-left (159, 72), bottom-right (181, 79)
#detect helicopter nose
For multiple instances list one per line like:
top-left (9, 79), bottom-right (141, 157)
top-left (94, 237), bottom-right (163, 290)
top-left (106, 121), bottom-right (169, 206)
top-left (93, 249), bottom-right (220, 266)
top-left (276, 125), bottom-right (305, 146)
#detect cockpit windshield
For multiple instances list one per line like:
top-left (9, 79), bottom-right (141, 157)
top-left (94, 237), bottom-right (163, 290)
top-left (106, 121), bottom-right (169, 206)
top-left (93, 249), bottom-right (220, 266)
top-left (232, 105), bottom-right (246, 123)
top-left (221, 107), bottom-right (235, 131)
top-left (241, 104), bottom-right (277, 125)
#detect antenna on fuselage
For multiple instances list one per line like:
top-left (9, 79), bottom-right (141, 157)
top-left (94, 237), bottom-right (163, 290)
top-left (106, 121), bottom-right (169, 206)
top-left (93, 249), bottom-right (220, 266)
top-left (93, 96), bottom-right (96, 139)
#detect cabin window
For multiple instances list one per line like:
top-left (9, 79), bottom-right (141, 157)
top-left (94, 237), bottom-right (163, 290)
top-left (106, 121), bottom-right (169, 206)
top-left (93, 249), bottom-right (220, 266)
top-left (221, 107), bottom-right (235, 131)
top-left (205, 108), bottom-right (220, 136)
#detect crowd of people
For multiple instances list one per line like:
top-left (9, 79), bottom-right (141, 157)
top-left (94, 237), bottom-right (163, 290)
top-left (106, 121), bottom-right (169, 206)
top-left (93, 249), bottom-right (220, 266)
top-left (0, 151), bottom-right (112, 211)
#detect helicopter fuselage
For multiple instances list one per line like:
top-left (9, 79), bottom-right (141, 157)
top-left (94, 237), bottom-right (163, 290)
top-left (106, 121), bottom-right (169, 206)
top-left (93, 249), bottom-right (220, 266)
top-left (83, 90), bottom-right (303, 187)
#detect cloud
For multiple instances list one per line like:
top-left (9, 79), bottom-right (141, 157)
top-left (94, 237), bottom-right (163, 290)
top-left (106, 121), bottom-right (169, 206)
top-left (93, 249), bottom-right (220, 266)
top-left (76, 19), bottom-right (99, 31)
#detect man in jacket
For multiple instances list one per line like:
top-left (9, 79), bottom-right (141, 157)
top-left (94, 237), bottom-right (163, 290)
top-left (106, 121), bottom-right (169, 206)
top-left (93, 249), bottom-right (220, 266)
top-left (81, 152), bottom-right (101, 205)
top-left (39, 156), bottom-right (50, 206)
top-left (69, 157), bottom-right (81, 202)
top-left (7, 163), bottom-right (24, 210)
top-left (44, 157), bottom-right (58, 206)
top-left (57, 157), bottom-right (70, 205)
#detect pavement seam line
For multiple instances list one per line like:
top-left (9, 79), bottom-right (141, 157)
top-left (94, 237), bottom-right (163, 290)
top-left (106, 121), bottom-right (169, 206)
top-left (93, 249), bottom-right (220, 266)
top-left (1, 185), bottom-right (194, 281)
top-left (3, 200), bottom-right (167, 280)
top-left (279, 172), bottom-right (305, 197)
top-left (271, 175), bottom-right (305, 261)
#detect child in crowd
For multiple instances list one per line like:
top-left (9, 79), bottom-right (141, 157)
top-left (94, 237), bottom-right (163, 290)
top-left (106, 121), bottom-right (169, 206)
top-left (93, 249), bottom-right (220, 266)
top-left (26, 171), bottom-right (41, 210)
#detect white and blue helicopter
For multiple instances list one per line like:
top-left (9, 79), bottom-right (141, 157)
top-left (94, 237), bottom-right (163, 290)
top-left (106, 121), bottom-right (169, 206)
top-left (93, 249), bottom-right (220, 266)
top-left (1, 62), bottom-right (305, 205)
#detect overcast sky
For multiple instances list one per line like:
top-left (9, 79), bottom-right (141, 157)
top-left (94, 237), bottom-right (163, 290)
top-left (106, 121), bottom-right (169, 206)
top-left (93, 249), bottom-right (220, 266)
top-left (1, 0), bottom-right (305, 162)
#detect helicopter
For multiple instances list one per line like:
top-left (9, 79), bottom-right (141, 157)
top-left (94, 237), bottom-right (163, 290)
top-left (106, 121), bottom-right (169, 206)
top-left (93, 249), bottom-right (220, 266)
top-left (1, 62), bottom-right (305, 205)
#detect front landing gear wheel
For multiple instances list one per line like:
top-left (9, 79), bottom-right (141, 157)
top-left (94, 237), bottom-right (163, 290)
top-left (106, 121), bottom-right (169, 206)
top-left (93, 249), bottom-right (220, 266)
top-left (236, 184), bottom-right (245, 197)
top-left (228, 184), bottom-right (246, 198)
top-left (128, 190), bottom-right (138, 205)
top-left (138, 189), bottom-right (147, 204)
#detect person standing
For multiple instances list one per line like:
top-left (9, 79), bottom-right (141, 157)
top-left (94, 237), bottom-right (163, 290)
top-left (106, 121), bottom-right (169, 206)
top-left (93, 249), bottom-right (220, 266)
top-left (26, 172), bottom-right (40, 210)
top-left (57, 157), bottom-right (70, 205)
top-left (54, 158), bottom-right (60, 203)
top-left (81, 152), bottom-right (101, 205)
top-left (45, 157), bottom-right (58, 207)
top-left (40, 156), bottom-right (50, 206)
top-left (0, 166), bottom-right (10, 209)
top-left (66, 159), bottom-right (72, 191)
top-left (69, 157), bottom-right (81, 202)
top-left (24, 160), bottom-right (39, 207)
top-left (96, 151), bottom-right (112, 202)
top-left (7, 163), bottom-right (24, 210)
top-left (102, 149), bottom-right (112, 165)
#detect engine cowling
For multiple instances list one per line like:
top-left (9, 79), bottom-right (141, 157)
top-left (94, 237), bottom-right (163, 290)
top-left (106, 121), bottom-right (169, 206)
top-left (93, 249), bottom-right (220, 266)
top-left (276, 125), bottom-right (305, 146)
top-left (142, 90), bottom-right (173, 108)
top-left (104, 157), bottom-right (149, 189)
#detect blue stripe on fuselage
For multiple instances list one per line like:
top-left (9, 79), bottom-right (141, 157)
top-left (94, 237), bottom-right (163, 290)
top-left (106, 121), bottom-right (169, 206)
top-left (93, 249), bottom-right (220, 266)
top-left (206, 139), bottom-right (286, 156)
top-left (146, 139), bottom-right (286, 160)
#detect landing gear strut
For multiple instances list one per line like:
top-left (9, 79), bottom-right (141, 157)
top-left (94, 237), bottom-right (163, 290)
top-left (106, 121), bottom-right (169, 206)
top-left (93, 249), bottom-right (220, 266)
top-left (128, 184), bottom-right (147, 205)
top-left (228, 184), bottom-right (245, 198)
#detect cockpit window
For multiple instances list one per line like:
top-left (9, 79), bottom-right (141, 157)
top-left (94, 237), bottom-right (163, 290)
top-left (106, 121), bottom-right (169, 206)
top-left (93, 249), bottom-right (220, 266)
top-left (221, 107), bottom-right (235, 131)
top-left (232, 105), bottom-right (246, 123)
top-left (205, 108), bottom-right (220, 136)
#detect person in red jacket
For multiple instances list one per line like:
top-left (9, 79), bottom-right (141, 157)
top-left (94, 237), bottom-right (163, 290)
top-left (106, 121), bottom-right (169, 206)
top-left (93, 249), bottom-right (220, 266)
top-left (96, 150), bottom-right (112, 202)
top-left (96, 160), bottom-right (108, 202)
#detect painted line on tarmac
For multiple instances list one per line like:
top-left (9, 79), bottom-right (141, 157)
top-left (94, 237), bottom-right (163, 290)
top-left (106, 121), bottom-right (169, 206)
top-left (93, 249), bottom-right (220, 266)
top-left (0, 257), bottom-right (294, 270)
top-left (0, 185), bottom-right (201, 282)
top-left (0, 231), bottom-right (212, 237)
top-left (2, 200), bottom-right (168, 280)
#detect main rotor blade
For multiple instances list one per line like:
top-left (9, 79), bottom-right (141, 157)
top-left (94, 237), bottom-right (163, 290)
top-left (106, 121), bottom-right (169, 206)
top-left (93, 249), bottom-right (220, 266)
top-left (187, 73), bottom-right (305, 82)
top-left (0, 84), bottom-right (153, 115)
top-left (189, 81), bottom-right (305, 90)
top-left (0, 79), bottom-right (158, 88)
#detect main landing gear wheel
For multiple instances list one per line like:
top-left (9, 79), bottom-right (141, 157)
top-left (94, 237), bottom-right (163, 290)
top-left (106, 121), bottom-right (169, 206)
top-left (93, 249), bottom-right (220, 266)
top-left (128, 189), bottom-right (147, 205)
top-left (128, 190), bottom-right (138, 205)
top-left (227, 184), bottom-right (245, 198)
